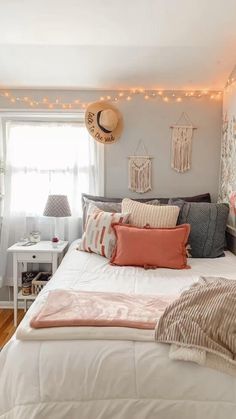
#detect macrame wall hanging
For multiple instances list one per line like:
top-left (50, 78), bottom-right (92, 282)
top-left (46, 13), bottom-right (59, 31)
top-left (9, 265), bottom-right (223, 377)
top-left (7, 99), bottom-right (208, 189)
top-left (128, 140), bottom-right (152, 193)
top-left (170, 112), bottom-right (197, 173)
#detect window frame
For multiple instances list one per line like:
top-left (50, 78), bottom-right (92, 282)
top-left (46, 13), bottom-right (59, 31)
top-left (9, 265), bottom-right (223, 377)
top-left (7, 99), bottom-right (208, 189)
top-left (0, 110), bottom-right (104, 215)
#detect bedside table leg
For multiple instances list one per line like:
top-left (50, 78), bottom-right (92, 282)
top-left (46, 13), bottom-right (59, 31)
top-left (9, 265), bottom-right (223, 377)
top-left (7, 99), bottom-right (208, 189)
top-left (52, 254), bottom-right (58, 274)
top-left (13, 254), bottom-right (18, 327)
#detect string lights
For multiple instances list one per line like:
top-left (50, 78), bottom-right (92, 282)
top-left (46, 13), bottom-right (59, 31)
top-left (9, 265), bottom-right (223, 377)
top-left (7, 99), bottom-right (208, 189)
top-left (0, 88), bottom-right (222, 110)
top-left (224, 65), bottom-right (236, 90)
top-left (225, 74), bottom-right (236, 90)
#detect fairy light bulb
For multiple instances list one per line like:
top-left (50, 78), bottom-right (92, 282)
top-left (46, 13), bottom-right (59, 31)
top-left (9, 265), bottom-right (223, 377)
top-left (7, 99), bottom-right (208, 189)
top-left (176, 97), bottom-right (182, 102)
top-left (126, 96), bottom-right (132, 101)
top-left (119, 92), bottom-right (124, 97)
top-left (158, 91), bottom-right (163, 96)
top-left (144, 95), bottom-right (149, 100)
top-left (163, 96), bottom-right (169, 102)
top-left (100, 97), bottom-right (104, 101)
top-left (106, 96), bottom-right (111, 100)
top-left (10, 98), bottom-right (15, 103)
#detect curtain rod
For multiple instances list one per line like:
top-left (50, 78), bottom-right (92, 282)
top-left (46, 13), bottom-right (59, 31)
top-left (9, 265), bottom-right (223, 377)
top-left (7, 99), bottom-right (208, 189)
top-left (0, 109), bottom-right (85, 119)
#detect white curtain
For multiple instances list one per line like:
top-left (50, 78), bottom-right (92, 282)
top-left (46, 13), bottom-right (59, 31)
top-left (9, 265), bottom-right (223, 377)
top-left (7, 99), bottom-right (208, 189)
top-left (0, 119), bottom-right (104, 287)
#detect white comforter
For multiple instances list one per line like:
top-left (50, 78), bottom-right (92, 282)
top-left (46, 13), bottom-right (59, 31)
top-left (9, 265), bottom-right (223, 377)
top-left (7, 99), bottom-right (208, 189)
top-left (1, 242), bottom-right (236, 419)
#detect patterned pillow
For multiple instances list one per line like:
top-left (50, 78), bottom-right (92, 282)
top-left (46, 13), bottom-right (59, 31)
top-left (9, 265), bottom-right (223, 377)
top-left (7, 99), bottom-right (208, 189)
top-left (82, 197), bottom-right (160, 231)
top-left (122, 198), bottom-right (179, 228)
top-left (82, 197), bottom-right (122, 231)
top-left (78, 204), bottom-right (130, 258)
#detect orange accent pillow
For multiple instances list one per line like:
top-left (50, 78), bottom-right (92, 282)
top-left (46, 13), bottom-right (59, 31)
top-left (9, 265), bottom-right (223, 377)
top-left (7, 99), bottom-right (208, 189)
top-left (110, 223), bottom-right (190, 270)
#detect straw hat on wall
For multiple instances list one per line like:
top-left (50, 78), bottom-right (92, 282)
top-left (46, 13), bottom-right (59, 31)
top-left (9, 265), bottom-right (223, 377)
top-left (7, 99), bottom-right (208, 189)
top-left (85, 101), bottom-right (123, 144)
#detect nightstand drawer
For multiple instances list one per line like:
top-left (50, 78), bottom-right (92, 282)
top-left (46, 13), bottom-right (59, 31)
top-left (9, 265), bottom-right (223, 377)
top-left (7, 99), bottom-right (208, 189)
top-left (16, 252), bottom-right (53, 263)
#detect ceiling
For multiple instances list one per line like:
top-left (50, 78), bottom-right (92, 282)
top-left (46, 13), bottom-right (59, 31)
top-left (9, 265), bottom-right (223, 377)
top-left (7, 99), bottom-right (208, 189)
top-left (0, 0), bottom-right (236, 90)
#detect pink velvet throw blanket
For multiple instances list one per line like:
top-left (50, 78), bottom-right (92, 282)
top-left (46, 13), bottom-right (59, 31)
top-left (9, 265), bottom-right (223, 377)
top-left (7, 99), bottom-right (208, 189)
top-left (30, 290), bottom-right (175, 330)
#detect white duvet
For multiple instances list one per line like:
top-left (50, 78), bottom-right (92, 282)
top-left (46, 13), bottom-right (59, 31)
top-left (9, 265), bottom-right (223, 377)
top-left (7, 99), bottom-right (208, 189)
top-left (1, 241), bottom-right (236, 419)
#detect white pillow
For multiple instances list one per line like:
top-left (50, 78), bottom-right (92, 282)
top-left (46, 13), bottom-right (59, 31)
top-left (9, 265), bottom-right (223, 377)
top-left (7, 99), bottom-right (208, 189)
top-left (78, 204), bottom-right (130, 259)
top-left (122, 198), bottom-right (179, 228)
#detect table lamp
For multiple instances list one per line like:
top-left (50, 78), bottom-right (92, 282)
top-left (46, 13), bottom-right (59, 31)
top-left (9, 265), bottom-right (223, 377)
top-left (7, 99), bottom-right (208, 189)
top-left (43, 195), bottom-right (71, 244)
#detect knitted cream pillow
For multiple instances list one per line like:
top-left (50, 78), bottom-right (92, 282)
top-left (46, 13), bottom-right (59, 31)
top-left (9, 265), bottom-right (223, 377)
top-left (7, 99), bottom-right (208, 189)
top-left (122, 198), bottom-right (179, 228)
top-left (78, 204), bottom-right (130, 259)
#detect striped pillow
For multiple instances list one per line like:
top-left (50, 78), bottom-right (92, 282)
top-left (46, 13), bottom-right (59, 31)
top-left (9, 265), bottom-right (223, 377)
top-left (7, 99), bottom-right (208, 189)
top-left (78, 204), bottom-right (130, 258)
top-left (122, 198), bottom-right (179, 228)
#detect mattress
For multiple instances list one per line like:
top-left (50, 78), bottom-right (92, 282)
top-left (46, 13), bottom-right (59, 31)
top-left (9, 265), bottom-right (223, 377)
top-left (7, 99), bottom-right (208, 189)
top-left (1, 241), bottom-right (236, 419)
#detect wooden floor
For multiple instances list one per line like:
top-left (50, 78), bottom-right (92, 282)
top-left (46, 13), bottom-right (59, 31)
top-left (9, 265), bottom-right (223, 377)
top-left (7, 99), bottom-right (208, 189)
top-left (0, 309), bottom-right (25, 348)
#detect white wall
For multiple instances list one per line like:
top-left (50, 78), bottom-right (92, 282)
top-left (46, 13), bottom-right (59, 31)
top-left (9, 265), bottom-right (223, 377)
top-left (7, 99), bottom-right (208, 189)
top-left (218, 80), bottom-right (236, 228)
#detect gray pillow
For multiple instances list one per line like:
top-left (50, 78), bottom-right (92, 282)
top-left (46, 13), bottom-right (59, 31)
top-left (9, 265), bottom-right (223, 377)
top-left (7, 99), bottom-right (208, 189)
top-left (176, 202), bottom-right (229, 258)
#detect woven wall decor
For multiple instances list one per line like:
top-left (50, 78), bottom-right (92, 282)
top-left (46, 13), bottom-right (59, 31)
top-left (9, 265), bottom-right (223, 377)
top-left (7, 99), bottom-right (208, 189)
top-left (170, 112), bottom-right (197, 173)
top-left (128, 140), bottom-right (152, 194)
top-left (218, 113), bottom-right (236, 204)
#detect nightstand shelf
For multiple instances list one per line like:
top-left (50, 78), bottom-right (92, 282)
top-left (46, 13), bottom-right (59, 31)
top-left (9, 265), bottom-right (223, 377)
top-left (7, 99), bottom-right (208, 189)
top-left (17, 290), bottom-right (36, 312)
top-left (8, 240), bottom-right (68, 326)
top-left (18, 290), bottom-right (37, 300)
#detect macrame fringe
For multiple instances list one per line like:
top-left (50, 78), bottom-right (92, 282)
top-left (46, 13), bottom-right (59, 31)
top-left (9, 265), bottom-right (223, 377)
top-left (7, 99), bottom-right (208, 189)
top-left (128, 157), bottom-right (152, 194)
top-left (171, 126), bottom-right (193, 173)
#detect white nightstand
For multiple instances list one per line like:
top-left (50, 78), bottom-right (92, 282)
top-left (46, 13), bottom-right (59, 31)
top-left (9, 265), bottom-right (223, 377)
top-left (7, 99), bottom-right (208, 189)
top-left (7, 241), bottom-right (68, 326)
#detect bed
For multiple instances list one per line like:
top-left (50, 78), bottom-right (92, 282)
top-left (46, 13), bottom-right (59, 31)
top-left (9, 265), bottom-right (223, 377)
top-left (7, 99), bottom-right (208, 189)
top-left (1, 240), bottom-right (236, 419)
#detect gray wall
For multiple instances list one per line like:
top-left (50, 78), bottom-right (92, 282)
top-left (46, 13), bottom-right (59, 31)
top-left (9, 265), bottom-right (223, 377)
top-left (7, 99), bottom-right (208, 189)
top-left (0, 89), bottom-right (222, 301)
top-left (104, 95), bottom-right (222, 201)
top-left (0, 89), bottom-right (222, 201)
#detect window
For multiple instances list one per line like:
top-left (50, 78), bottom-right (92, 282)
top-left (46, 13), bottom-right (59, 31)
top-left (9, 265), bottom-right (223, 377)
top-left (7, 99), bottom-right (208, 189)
top-left (0, 117), bottom-right (103, 286)
top-left (6, 120), bottom-right (100, 215)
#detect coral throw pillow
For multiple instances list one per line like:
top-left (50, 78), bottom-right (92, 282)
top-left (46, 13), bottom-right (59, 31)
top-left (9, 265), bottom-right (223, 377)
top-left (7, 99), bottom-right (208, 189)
top-left (111, 223), bottom-right (190, 269)
top-left (122, 198), bottom-right (179, 228)
top-left (78, 204), bottom-right (130, 259)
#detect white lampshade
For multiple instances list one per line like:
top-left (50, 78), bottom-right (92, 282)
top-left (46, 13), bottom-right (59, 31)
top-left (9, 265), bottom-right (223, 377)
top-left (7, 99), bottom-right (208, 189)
top-left (43, 195), bottom-right (71, 218)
